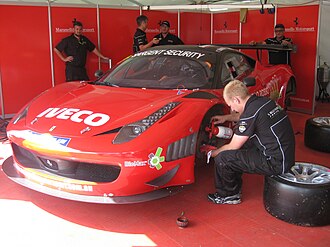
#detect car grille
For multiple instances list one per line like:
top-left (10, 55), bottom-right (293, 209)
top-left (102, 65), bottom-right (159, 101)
top-left (11, 143), bottom-right (120, 183)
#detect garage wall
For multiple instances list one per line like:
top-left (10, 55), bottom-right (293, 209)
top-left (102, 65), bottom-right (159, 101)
top-left (277, 5), bottom-right (319, 113)
top-left (0, 5), bottom-right (52, 116)
top-left (0, 3), bottom-right (321, 116)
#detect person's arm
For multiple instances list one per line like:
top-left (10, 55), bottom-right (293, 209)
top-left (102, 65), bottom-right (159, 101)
top-left (211, 134), bottom-right (249, 157)
top-left (250, 40), bottom-right (266, 45)
top-left (281, 38), bottom-right (293, 47)
top-left (211, 112), bottom-right (240, 124)
top-left (92, 48), bottom-right (108, 60)
top-left (54, 48), bottom-right (73, 62)
top-left (139, 38), bottom-right (159, 51)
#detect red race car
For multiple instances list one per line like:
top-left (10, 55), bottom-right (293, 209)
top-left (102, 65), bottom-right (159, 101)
top-left (3, 45), bottom-right (296, 203)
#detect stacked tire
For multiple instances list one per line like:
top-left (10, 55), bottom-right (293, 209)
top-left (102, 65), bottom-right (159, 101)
top-left (304, 117), bottom-right (330, 153)
top-left (264, 162), bottom-right (330, 226)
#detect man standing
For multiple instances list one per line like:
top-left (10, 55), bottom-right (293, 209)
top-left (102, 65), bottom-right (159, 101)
top-left (250, 24), bottom-right (293, 65)
top-left (54, 19), bottom-right (108, 82)
top-left (153, 21), bottom-right (184, 46)
top-left (133, 15), bottom-right (159, 53)
top-left (206, 80), bottom-right (295, 204)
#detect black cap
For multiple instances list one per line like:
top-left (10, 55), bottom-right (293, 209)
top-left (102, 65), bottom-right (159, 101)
top-left (160, 21), bottom-right (170, 27)
top-left (275, 24), bottom-right (285, 29)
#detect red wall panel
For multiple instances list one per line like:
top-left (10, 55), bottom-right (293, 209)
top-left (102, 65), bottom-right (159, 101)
top-left (142, 10), bottom-right (179, 43)
top-left (51, 7), bottom-right (99, 85)
top-left (0, 5), bottom-right (52, 115)
top-left (277, 5), bottom-right (319, 113)
top-left (241, 9), bottom-right (275, 63)
top-left (213, 12), bottom-right (240, 44)
top-left (99, 8), bottom-right (139, 72)
top-left (181, 12), bottom-right (211, 45)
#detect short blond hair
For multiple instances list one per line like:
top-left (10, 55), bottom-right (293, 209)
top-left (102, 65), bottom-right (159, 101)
top-left (223, 80), bottom-right (249, 100)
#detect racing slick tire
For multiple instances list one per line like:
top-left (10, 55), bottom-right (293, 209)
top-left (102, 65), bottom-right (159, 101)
top-left (263, 162), bottom-right (330, 226)
top-left (304, 117), bottom-right (330, 153)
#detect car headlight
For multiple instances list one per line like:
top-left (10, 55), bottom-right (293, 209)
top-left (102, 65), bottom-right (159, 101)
top-left (12, 105), bottom-right (29, 125)
top-left (113, 102), bottom-right (180, 144)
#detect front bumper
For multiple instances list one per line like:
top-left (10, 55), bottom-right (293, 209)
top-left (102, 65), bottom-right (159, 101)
top-left (2, 156), bottom-right (184, 204)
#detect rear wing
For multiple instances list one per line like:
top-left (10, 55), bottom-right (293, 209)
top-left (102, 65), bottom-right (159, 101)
top-left (214, 44), bottom-right (297, 63)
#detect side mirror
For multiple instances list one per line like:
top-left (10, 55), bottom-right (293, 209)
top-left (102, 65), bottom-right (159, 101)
top-left (94, 70), bottom-right (104, 78)
top-left (243, 77), bottom-right (256, 87)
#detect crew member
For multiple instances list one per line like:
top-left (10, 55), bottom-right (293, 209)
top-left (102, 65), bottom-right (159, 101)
top-left (205, 80), bottom-right (295, 204)
top-left (54, 19), bottom-right (108, 82)
top-left (250, 24), bottom-right (293, 65)
top-left (152, 21), bottom-right (184, 46)
top-left (133, 15), bottom-right (159, 53)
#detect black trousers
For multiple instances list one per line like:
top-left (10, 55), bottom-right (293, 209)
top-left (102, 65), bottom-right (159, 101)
top-left (65, 65), bottom-right (89, 82)
top-left (214, 143), bottom-right (283, 197)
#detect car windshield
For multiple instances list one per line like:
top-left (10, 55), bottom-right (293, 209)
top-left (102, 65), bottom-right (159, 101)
top-left (97, 49), bottom-right (216, 90)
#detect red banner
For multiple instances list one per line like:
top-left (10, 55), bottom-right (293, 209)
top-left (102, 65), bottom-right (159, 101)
top-left (180, 12), bottom-right (211, 45)
top-left (277, 5), bottom-right (319, 113)
top-left (0, 5), bottom-right (52, 115)
top-left (99, 8), bottom-right (139, 72)
top-left (213, 12), bottom-right (240, 44)
top-left (142, 10), bottom-right (179, 43)
top-left (241, 9), bottom-right (275, 64)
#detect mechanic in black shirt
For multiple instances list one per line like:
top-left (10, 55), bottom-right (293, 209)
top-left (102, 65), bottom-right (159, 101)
top-left (206, 80), bottom-right (295, 204)
top-left (250, 24), bottom-right (293, 65)
top-left (152, 21), bottom-right (184, 46)
top-left (54, 19), bottom-right (108, 82)
top-left (133, 15), bottom-right (159, 53)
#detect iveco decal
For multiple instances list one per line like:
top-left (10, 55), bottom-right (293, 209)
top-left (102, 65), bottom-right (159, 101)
top-left (37, 108), bottom-right (110, 127)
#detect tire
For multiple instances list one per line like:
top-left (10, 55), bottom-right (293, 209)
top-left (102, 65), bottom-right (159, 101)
top-left (263, 162), bottom-right (330, 226)
top-left (304, 117), bottom-right (330, 153)
top-left (195, 105), bottom-right (223, 166)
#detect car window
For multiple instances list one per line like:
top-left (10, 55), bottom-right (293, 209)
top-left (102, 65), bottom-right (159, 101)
top-left (220, 53), bottom-right (253, 87)
top-left (98, 52), bottom-right (216, 90)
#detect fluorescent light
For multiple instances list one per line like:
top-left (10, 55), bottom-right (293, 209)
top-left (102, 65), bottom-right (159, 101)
top-left (141, 4), bottom-right (273, 11)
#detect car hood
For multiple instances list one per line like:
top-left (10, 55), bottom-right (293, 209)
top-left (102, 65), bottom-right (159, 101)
top-left (21, 82), bottom-right (199, 137)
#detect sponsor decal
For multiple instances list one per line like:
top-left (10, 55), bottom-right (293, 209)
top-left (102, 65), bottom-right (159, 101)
top-left (36, 108), bottom-right (110, 127)
top-left (148, 147), bottom-right (165, 170)
top-left (124, 161), bottom-right (147, 168)
top-left (29, 131), bottom-right (71, 147)
top-left (146, 28), bottom-right (176, 34)
top-left (238, 125), bottom-right (246, 133)
top-left (14, 163), bottom-right (94, 192)
top-left (214, 29), bottom-right (238, 34)
top-left (133, 49), bottom-right (205, 59)
top-left (267, 105), bottom-right (282, 118)
top-left (255, 75), bottom-right (281, 99)
top-left (55, 27), bottom-right (95, 33)
top-left (285, 27), bottom-right (315, 33)
top-left (290, 97), bottom-right (310, 103)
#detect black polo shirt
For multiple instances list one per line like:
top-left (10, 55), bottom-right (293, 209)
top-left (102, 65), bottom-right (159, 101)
top-left (235, 95), bottom-right (295, 173)
top-left (264, 36), bottom-right (292, 65)
top-left (152, 33), bottom-right (184, 46)
top-left (55, 34), bottom-right (95, 68)
top-left (133, 28), bottom-right (148, 53)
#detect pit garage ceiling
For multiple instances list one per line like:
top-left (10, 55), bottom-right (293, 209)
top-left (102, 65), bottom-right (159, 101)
top-left (1, 0), bottom-right (320, 8)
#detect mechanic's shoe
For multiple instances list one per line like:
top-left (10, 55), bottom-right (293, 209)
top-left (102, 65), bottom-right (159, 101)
top-left (207, 193), bottom-right (241, 205)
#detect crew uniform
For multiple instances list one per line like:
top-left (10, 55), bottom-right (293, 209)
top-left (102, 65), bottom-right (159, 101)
top-left (153, 33), bottom-right (184, 46)
top-left (133, 28), bottom-right (148, 53)
top-left (214, 95), bottom-right (295, 197)
top-left (56, 34), bottom-right (96, 82)
top-left (265, 36), bottom-right (293, 65)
